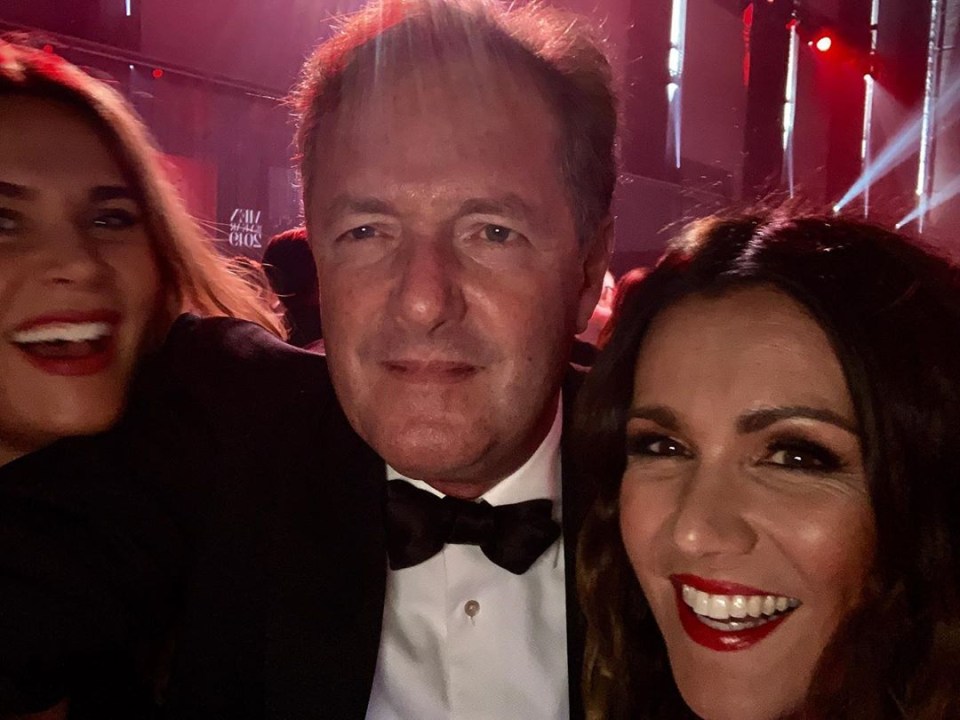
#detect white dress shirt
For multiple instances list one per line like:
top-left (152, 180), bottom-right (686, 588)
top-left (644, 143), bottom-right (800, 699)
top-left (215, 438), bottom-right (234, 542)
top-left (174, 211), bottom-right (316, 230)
top-left (365, 400), bottom-right (568, 720)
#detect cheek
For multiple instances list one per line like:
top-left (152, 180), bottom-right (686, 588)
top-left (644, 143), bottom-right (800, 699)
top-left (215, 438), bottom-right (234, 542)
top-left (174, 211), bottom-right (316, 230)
top-left (318, 275), bottom-right (372, 337)
top-left (619, 475), bottom-right (674, 583)
top-left (780, 498), bottom-right (875, 611)
top-left (119, 247), bottom-right (162, 311)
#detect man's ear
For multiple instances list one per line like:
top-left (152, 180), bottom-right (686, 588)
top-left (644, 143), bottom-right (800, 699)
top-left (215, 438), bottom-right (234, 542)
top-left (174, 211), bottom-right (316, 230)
top-left (575, 215), bottom-right (614, 333)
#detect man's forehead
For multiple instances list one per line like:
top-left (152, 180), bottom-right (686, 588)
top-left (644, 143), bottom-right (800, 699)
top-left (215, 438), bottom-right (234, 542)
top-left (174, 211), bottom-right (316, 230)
top-left (309, 59), bottom-right (563, 191)
top-left (336, 51), bottom-right (549, 123)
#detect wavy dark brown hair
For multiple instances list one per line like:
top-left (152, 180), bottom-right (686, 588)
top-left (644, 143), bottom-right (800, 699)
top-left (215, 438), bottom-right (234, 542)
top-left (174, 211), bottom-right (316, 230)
top-left (575, 209), bottom-right (960, 719)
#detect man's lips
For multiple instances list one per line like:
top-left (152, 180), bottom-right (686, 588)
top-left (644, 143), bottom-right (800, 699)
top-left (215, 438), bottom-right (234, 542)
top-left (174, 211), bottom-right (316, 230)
top-left (381, 359), bottom-right (480, 382)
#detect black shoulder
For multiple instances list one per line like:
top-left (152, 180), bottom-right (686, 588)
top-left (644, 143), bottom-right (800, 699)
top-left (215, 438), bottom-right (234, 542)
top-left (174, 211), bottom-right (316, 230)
top-left (145, 314), bottom-right (330, 401)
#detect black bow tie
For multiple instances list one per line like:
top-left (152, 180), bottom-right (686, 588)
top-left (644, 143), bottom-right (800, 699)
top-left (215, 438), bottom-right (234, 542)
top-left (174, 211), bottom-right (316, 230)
top-left (385, 480), bottom-right (561, 575)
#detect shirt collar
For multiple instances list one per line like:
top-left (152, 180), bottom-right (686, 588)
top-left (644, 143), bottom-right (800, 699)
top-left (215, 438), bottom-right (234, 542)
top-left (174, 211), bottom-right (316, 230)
top-left (387, 393), bottom-right (563, 518)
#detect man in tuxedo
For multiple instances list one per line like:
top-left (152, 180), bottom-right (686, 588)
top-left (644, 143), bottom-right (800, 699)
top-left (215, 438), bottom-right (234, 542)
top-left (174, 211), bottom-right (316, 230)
top-left (290, 2), bottom-right (614, 717)
top-left (0, 1), bottom-right (616, 718)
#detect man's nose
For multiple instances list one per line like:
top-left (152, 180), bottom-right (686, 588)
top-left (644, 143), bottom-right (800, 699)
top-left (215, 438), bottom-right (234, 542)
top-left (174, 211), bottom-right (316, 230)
top-left (389, 237), bottom-right (465, 332)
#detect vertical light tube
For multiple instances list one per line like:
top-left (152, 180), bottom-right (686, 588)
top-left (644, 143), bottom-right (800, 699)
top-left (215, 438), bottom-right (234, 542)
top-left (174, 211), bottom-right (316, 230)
top-left (782, 19), bottom-right (800, 197)
top-left (666, 0), bottom-right (688, 170)
top-left (125, 0), bottom-right (132, 17)
top-left (861, 0), bottom-right (881, 217)
top-left (916, 0), bottom-right (945, 232)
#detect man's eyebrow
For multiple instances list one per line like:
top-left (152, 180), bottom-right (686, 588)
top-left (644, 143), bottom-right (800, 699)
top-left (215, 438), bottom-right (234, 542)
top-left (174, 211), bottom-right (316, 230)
top-left (321, 195), bottom-right (397, 219)
top-left (90, 185), bottom-right (136, 202)
top-left (0, 181), bottom-right (34, 200)
top-left (737, 406), bottom-right (858, 435)
top-left (627, 405), bottom-right (681, 432)
top-left (457, 194), bottom-right (535, 220)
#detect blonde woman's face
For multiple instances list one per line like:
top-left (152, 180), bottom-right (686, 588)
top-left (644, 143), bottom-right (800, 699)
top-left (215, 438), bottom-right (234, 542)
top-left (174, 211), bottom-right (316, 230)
top-left (0, 96), bottom-right (161, 465)
top-left (620, 286), bottom-right (875, 720)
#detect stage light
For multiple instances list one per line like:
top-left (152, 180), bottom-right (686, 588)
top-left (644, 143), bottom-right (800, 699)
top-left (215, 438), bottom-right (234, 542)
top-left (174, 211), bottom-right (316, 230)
top-left (151, 68), bottom-right (164, 79)
top-left (814, 34), bottom-right (833, 53)
top-left (42, 44), bottom-right (54, 54)
top-left (895, 174), bottom-right (960, 229)
top-left (835, 72), bottom-right (960, 213)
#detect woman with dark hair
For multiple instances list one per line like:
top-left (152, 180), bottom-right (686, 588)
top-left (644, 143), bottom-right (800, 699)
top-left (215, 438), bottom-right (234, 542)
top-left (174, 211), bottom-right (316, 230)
top-left (575, 209), bottom-right (960, 719)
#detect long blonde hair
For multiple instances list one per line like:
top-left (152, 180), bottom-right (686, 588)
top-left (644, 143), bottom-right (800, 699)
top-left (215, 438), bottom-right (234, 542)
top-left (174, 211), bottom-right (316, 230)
top-left (0, 39), bottom-right (284, 338)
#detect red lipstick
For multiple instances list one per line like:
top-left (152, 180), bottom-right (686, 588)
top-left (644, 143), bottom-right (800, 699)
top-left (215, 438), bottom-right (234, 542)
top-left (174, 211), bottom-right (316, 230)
top-left (11, 311), bottom-right (120, 377)
top-left (671, 574), bottom-right (795, 652)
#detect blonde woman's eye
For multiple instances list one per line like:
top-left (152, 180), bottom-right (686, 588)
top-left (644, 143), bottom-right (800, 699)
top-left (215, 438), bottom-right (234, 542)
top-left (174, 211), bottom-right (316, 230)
top-left (92, 209), bottom-right (139, 229)
top-left (0, 210), bottom-right (20, 234)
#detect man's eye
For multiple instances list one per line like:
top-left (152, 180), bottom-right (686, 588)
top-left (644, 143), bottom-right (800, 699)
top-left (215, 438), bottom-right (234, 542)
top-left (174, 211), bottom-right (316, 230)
top-left (627, 433), bottom-right (690, 459)
top-left (765, 440), bottom-right (843, 473)
top-left (340, 225), bottom-right (378, 241)
top-left (92, 209), bottom-right (139, 229)
top-left (482, 224), bottom-right (517, 244)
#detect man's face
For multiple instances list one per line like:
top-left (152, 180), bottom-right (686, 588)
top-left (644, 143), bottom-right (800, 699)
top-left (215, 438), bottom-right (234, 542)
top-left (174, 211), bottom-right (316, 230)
top-left (308, 61), bottom-right (609, 493)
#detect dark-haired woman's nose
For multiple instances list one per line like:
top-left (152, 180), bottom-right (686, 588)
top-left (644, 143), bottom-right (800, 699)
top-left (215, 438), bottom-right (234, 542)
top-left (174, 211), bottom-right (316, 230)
top-left (669, 463), bottom-right (758, 561)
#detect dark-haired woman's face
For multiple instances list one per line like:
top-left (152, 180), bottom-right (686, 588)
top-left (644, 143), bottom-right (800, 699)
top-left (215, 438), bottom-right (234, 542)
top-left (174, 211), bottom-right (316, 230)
top-left (620, 285), bottom-right (874, 720)
top-left (0, 96), bottom-right (160, 465)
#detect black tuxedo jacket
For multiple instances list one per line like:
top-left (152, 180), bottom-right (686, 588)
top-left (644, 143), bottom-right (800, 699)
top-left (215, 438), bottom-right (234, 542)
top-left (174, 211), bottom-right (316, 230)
top-left (0, 316), bottom-right (591, 720)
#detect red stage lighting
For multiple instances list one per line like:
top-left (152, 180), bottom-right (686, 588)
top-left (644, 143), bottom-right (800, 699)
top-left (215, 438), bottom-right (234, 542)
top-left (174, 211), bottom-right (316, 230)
top-left (151, 68), bottom-right (164, 79)
top-left (42, 44), bottom-right (54, 54)
top-left (814, 34), bottom-right (833, 53)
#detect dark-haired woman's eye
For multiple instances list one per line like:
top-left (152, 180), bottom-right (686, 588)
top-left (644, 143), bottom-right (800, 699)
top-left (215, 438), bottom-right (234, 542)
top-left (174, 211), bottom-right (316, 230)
top-left (626, 433), bottom-right (691, 459)
top-left (765, 439), bottom-right (843, 473)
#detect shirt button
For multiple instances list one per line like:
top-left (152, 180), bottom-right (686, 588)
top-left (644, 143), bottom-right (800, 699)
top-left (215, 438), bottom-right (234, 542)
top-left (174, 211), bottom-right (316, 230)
top-left (464, 600), bottom-right (480, 618)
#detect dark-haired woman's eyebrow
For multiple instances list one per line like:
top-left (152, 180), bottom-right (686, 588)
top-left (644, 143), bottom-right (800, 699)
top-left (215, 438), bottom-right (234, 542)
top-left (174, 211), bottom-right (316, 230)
top-left (736, 406), bottom-right (858, 435)
top-left (627, 405), bottom-right (681, 432)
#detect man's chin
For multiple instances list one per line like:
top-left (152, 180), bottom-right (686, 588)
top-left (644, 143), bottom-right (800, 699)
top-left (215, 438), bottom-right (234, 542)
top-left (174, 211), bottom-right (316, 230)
top-left (371, 424), bottom-right (492, 484)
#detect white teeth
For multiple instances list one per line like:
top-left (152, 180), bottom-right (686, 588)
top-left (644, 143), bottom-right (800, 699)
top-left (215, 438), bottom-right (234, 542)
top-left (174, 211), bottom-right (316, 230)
top-left (762, 595), bottom-right (776, 616)
top-left (707, 595), bottom-right (729, 620)
top-left (11, 322), bottom-right (112, 344)
top-left (730, 595), bottom-right (748, 619)
top-left (681, 584), bottom-right (800, 625)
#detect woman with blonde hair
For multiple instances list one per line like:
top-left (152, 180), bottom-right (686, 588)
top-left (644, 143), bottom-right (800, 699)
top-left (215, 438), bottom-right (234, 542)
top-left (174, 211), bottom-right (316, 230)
top-left (0, 40), bottom-right (284, 718)
top-left (0, 38), bottom-right (281, 468)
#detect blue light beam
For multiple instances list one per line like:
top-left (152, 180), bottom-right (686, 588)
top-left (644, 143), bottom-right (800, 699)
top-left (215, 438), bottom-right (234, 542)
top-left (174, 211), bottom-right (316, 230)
top-left (834, 70), bottom-right (960, 213)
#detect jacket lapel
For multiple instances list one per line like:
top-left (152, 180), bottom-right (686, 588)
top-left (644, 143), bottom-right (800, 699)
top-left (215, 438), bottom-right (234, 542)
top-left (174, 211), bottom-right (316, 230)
top-left (561, 366), bottom-right (589, 720)
top-left (264, 391), bottom-right (387, 720)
